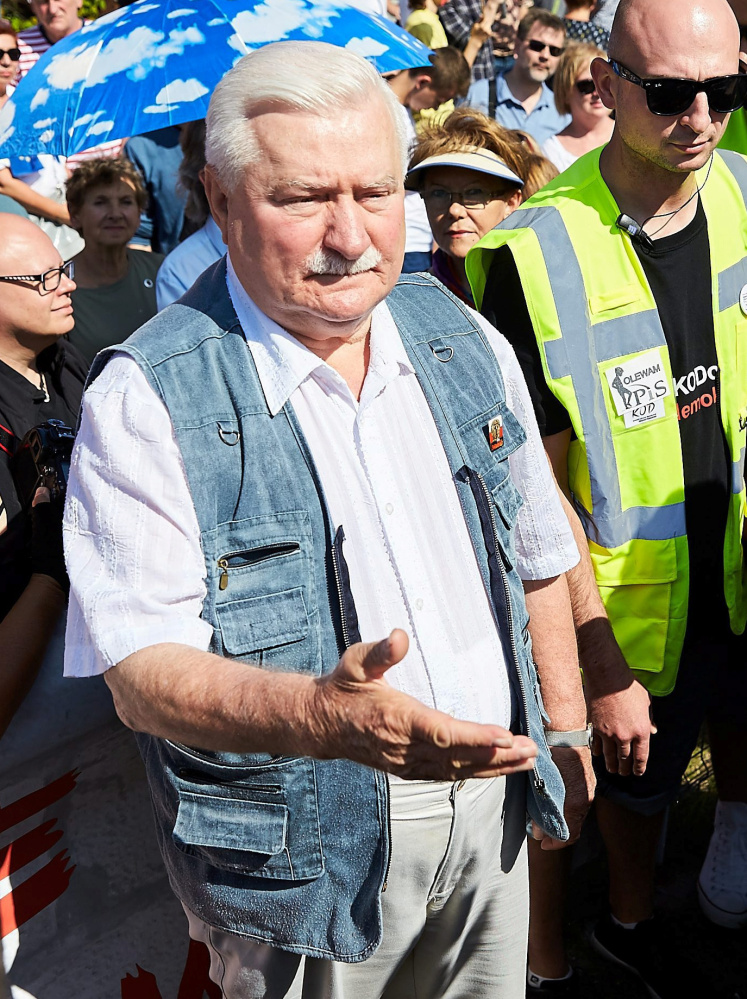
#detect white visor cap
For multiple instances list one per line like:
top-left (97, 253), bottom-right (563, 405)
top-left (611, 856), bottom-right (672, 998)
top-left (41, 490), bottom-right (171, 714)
top-left (405, 148), bottom-right (524, 190)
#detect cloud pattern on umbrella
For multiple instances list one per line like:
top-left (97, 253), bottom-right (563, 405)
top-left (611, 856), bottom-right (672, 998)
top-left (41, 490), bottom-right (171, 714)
top-left (0, 0), bottom-right (432, 157)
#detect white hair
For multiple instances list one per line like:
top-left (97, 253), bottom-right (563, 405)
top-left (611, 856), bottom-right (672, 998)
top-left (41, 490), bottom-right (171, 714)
top-left (206, 40), bottom-right (409, 190)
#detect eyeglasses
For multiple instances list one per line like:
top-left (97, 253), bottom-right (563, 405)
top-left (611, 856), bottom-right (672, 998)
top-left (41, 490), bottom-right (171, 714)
top-left (421, 187), bottom-right (512, 211)
top-left (575, 79), bottom-right (598, 96)
top-left (610, 59), bottom-right (747, 116)
top-left (0, 261), bottom-right (75, 292)
top-left (526, 38), bottom-right (564, 58)
top-left (0, 47), bottom-right (21, 61)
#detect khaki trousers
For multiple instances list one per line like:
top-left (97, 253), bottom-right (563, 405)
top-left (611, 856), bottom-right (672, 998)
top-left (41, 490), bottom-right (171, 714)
top-left (185, 774), bottom-right (529, 999)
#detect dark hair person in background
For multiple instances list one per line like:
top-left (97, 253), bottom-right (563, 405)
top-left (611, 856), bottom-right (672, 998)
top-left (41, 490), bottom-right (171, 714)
top-left (156, 120), bottom-right (225, 310)
top-left (65, 157), bottom-right (162, 364)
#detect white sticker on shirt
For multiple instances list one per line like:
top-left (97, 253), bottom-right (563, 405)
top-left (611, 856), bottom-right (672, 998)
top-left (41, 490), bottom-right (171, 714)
top-left (605, 349), bottom-right (671, 428)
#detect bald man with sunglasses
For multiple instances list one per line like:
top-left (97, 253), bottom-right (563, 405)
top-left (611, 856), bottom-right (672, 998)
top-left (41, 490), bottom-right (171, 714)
top-left (467, 0), bottom-right (747, 995)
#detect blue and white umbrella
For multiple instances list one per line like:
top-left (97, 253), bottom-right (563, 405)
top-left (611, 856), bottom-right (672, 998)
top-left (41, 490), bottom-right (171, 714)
top-left (0, 0), bottom-right (432, 158)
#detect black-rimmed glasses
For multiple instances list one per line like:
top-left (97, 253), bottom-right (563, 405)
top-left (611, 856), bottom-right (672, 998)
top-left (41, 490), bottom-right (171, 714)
top-left (0, 47), bottom-right (21, 62)
top-left (421, 187), bottom-right (512, 211)
top-left (0, 261), bottom-right (75, 292)
top-left (610, 59), bottom-right (747, 115)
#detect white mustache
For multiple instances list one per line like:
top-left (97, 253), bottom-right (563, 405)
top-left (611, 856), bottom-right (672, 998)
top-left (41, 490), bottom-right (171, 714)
top-left (306, 246), bottom-right (382, 276)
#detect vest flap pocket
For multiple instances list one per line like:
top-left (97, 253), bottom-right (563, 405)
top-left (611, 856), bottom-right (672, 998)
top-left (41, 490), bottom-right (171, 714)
top-left (174, 791), bottom-right (287, 855)
top-left (588, 285), bottom-right (644, 316)
top-left (458, 403), bottom-right (527, 475)
top-left (218, 587), bottom-right (309, 655)
top-left (589, 537), bottom-right (677, 586)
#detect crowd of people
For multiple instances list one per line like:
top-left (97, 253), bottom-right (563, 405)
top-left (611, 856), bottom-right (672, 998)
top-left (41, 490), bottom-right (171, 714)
top-left (1, 0), bottom-right (747, 997)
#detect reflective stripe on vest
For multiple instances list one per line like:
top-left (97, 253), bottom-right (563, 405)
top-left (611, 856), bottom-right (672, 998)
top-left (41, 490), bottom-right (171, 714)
top-left (467, 149), bottom-right (747, 691)
top-left (496, 204), bottom-right (685, 548)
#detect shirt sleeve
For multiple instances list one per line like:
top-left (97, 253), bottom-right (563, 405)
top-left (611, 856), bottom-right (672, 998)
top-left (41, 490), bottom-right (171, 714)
top-left (480, 246), bottom-right (572, 438)
top-left (63, 355), bottom-right (213, 677)
top-left (438, 0), bottom-right (474, 46)
top-left (468, 308), bottom-right (580, 581)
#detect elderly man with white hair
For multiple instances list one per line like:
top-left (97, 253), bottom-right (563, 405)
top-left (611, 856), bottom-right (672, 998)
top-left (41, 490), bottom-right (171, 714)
top-left (63, 41), bottom-right (592, 999)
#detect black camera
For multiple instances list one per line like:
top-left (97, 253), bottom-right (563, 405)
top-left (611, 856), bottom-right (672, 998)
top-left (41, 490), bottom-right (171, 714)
top-left (10, 419), bottom-right (75, 509)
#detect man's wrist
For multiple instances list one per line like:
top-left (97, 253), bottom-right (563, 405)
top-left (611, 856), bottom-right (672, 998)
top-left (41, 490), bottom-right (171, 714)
top-left (545, 723), bottom-right (593, 749)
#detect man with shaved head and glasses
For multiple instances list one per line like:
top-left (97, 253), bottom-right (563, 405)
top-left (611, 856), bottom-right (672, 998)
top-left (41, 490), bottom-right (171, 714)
top-left (468, 0), bottom-right (747, 994)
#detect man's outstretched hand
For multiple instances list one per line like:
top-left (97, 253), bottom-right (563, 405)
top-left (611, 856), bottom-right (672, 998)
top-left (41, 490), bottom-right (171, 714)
top-left (306, 629), bottom-right (538, 782)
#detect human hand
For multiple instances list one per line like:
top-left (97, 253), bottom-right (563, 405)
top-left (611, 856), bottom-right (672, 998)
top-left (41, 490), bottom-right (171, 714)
top-left (308, 629), bottom-right (538, 781)
top-left (472, 0), bottom-right (501, 43)
top-left (587, 672), bottom-right (655, 777)
top-left (531, 744), bottom-right (595, 849)
top-left (30, 486), bottom-right (69, 594)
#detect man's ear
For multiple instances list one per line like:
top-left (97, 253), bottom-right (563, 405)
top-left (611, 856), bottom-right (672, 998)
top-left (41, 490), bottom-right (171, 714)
top-left (591, 56), bottom-right (616, 112)
top-left (202, 165), bottom-right (230, 245)
top-left (412, 72), bottom-right (435, 95)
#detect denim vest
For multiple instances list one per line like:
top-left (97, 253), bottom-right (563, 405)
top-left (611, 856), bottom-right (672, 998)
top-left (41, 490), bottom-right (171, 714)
top-left (89, 261), bottom-right (567, 961)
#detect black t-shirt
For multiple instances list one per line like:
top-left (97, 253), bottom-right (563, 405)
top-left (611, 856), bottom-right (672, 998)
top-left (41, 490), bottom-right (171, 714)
top-left (0, 341), bottom-right (88, 619)
top-left (481, 198), bottom-right (731, 632)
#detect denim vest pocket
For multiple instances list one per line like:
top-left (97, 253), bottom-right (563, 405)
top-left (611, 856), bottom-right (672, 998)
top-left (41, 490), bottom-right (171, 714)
top-left (218, 588), bottom-right (309, 656)
top-left (171, 755), bottom-right (325, 880)
top-left (204, 513), bottom-right (321, 675)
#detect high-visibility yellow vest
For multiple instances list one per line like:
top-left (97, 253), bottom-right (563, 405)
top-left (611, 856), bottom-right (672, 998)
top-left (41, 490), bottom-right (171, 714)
top-left (467, 147), bottom-right (747, 695)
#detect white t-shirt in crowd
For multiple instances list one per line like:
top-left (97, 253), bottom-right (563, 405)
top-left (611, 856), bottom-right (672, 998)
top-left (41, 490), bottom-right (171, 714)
top-left (541, 134), bottom-right (578, 174)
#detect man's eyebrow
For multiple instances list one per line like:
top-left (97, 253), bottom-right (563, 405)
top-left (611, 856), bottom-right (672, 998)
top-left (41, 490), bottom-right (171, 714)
top-left (274, 176), bottom-right (400, 192)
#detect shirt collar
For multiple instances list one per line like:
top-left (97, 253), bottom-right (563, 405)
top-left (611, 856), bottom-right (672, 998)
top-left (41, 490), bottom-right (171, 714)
top-left (205, 215), bottom-right (225, 254)
top-left (495, 74), bottom-right (553, 111)
top-left (225, 254), bottom-right (414, 416)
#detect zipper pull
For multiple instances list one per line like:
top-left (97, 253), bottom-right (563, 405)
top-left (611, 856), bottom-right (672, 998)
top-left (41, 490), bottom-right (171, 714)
top-left (218, 558), bottom-right (229, 590)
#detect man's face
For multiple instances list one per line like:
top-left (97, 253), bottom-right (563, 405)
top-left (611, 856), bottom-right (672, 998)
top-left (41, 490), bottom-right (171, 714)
top-left (514, 24), bottom-right (565, 83)
top-left (30, 0), bottom-right (83, 43)
top-left (594, 30), bottom-right (739, 175)
top-left (206, 100), bottom-right (406, 348)
top-left (0, 237), bottom-right (75, 344)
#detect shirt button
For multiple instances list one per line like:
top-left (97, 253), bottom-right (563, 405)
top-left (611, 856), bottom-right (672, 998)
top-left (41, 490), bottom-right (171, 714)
top-left (385, 503), bottom-right (394, 515)
top-left (415, 598), bottom-right (424, 610)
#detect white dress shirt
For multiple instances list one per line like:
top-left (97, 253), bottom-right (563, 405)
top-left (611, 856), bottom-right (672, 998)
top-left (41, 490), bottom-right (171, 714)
top-left (64, 258), bottom-right (577, 731)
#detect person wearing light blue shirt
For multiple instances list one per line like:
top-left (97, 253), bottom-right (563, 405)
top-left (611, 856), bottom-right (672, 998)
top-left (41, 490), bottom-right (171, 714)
top-left (463, 8), bottom-right (571, 145)
top-left (156, 214), bottom-right (225, 310)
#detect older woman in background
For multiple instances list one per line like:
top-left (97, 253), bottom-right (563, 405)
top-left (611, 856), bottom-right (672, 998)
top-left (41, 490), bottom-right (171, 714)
top-left (541, 42), bottom-right (613, 172)
top-left (66, 158), bottom-right (162, 364)
top-left (407, 109), bottom-right (527, 304)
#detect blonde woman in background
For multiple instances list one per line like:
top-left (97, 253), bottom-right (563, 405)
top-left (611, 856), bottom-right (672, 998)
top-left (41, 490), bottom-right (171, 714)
top-left (541, 42), bottom-right (613, 172)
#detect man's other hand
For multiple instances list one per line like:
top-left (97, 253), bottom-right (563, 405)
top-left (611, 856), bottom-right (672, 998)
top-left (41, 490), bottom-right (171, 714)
top-left (308, 629), bottom-right (538, 781)
top-left (531, 744), bottom-right (595, 850)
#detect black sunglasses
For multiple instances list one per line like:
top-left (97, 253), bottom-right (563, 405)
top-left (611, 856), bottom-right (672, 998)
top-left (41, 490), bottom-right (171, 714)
top-left (575, 79), bottom-right (597, 95)
top-left (610, 59), bottom-right (747, 115)
top-left (527, 38), bottom-right (564, 58)
top-left (0, 47), bottom-right (21, 61)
